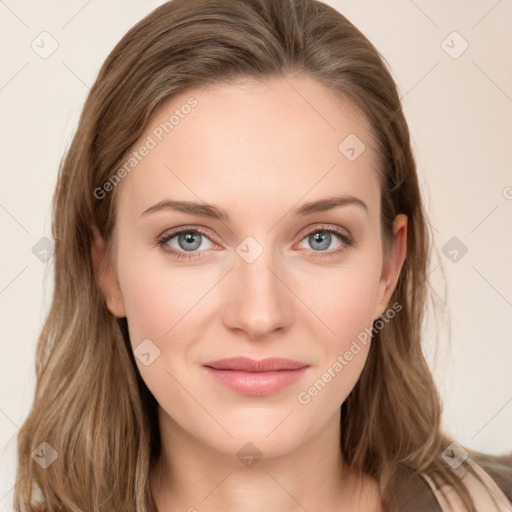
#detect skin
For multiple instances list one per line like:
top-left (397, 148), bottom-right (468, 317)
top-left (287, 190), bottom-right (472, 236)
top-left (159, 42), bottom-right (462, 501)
top-left (92, 74), bottom-right (407, 512)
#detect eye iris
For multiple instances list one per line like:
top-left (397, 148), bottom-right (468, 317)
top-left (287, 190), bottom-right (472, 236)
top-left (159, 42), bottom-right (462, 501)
top-left (309, 231), bottom-right (331, 251)
top-left (178, 231), bottom-right (201, 251)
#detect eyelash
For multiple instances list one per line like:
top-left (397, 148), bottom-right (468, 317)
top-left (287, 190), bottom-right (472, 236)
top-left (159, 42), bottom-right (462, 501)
top-left (155, 225), bottom-right (355, 260)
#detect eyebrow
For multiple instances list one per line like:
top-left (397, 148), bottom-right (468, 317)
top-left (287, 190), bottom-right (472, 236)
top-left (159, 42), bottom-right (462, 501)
top-left (139, 195), bottom-right (368, 221)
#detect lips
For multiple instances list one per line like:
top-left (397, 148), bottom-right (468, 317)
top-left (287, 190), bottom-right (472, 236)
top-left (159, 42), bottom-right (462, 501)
top-left (201, 357), bottom-right (310, 396)
top-left (202, 356), bottom-right (309, 372)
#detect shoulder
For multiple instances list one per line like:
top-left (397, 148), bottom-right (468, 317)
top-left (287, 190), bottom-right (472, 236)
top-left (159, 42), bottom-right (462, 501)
top-left (421, 458), bottom-right (512, 512)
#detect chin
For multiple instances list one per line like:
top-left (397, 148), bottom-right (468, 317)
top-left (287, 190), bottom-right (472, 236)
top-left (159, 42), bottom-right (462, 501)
top-left (194, 414), bottom-right (312, 460)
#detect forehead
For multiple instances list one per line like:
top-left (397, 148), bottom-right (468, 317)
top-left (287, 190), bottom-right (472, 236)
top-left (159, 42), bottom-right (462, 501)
top-left (115, 74), bottom-right (381, 224)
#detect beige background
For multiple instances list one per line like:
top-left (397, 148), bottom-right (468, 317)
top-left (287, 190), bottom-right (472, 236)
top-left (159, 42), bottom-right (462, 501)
top-left (1, 0), bottom-right (511, 507)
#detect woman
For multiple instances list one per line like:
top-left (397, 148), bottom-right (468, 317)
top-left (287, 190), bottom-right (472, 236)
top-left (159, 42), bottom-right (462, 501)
top-left (14, 0), bottom-right (512, 511)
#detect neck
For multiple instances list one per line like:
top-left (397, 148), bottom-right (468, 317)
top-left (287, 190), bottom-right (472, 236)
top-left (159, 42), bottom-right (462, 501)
top-left (149, 406), bottom-right (377, 512)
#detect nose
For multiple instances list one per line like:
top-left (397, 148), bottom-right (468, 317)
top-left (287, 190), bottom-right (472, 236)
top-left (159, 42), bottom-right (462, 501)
top-left (221, 247), bottom-right (294, 340)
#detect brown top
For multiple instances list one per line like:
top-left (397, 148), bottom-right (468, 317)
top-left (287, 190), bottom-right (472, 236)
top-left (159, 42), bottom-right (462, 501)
top-left (421, 458), bottom-right (512, 511)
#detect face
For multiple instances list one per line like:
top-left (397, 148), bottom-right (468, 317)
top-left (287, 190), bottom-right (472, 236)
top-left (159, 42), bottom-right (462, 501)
top-left (92, 74), bottom-right (407, 459)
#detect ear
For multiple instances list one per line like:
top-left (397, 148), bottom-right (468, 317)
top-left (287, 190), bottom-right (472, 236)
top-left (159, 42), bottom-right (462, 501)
top-left (372, 214), bottom-right (408, 321)
top-left (90, 224), bottom-right (126, 318)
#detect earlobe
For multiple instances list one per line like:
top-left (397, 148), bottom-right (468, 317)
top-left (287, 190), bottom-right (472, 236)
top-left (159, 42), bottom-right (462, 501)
top-left (373, 214), bottom-right (408, 320)
top-left (90, 224), bottom-right (126, 318)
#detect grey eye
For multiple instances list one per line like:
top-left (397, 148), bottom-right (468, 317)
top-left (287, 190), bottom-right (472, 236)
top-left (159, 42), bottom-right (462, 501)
top-left (177, 231), bottom-right (202, 251)
top-left (307, 231), bottom-right (334, 251)
top-left (163, 230), bottom-right (215, 253)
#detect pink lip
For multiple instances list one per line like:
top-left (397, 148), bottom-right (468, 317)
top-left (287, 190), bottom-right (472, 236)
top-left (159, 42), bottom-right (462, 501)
top-left (202, 357), bottom-right (310, 396)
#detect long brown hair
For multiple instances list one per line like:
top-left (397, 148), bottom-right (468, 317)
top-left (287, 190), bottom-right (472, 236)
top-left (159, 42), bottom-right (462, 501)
top-left (14, 0), bottom-right (511, 510)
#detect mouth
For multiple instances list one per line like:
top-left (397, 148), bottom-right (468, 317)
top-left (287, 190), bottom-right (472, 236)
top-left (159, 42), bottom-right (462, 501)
top-left (201, 357), bottom-right (310, 396)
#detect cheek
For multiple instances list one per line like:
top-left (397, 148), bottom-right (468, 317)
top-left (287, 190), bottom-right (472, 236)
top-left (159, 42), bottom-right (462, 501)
top-left (299, 255), bottom-right (381, 344)
top-left (293, 258), bottom-right (381, 401)
top-left (117, 256), bottom-right (216, 421)
top-left (117, 244), bottom-right (218, 346)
